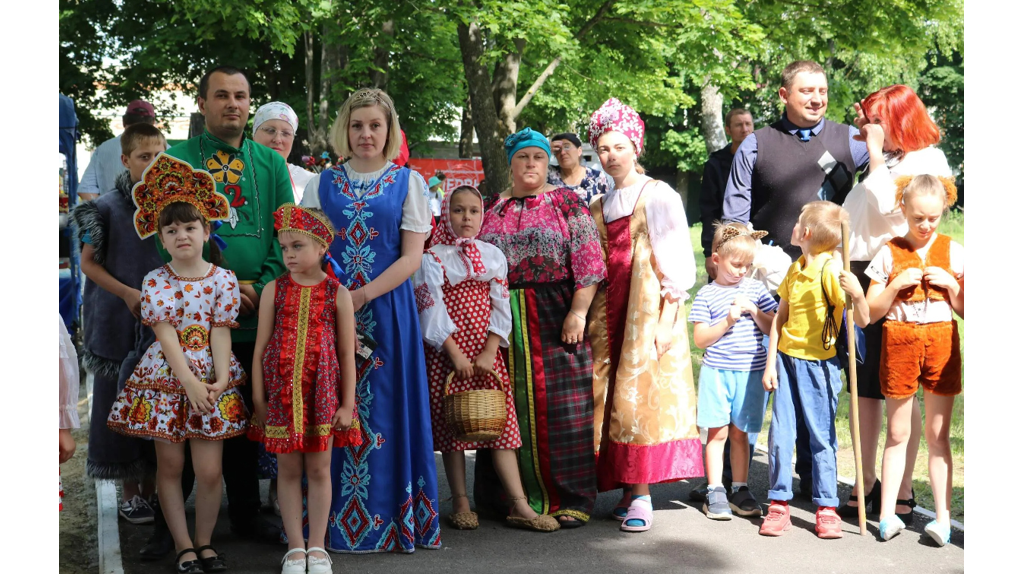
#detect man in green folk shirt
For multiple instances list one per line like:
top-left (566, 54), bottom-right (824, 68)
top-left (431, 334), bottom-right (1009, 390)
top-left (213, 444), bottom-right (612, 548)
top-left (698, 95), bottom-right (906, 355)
top-left (143, 65), bottom-right (291, 559)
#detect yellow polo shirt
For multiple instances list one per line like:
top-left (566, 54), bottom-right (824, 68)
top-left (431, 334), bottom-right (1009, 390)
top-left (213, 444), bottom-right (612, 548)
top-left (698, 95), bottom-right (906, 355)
top-left (777, 253), bottom-right (845, 361)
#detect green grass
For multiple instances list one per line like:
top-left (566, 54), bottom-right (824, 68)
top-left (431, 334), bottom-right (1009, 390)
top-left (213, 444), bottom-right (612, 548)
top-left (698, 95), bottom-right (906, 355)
top-left (685, 218), bottom-right (964, 522)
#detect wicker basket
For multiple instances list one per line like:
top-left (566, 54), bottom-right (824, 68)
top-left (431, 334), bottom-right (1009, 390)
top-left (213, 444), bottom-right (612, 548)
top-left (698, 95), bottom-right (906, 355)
top-left (442, 369), bottom-right (506, 442)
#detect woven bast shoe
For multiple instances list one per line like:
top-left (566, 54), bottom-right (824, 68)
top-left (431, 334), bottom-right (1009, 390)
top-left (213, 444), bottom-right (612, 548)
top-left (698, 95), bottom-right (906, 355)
top-left (446, 493), bottom-right (479, 530)
top-left (506, 513), bottom-right (560, 532)
top-left (506, 496), bottom-right (560, 532)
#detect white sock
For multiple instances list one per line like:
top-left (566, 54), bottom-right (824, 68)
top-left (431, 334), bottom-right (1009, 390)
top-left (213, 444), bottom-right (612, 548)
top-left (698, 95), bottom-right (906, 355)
top-left (732, 482), bottom-right (747, 493)
top-left (708, 483), bottom-right (724, 491)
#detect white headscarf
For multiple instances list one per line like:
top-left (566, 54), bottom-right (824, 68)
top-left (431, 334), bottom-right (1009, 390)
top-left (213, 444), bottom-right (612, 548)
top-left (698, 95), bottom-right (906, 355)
top-left (253, 102), bottom-right (299, 133)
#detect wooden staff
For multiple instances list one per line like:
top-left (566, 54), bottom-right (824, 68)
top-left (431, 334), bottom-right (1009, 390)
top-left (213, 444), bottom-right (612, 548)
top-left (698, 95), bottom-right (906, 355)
top-left (842, 220), bottom-right (868, 536)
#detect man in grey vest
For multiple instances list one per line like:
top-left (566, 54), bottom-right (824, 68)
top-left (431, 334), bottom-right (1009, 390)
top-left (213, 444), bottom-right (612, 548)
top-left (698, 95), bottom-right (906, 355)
top-left (723, 60), bottom-right (869, 259)
top-left (717, 60), bottom-right (869, 502)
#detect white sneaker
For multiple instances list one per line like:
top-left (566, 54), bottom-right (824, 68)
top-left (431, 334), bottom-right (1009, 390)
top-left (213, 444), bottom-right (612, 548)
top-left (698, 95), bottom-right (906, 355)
top-left (280, 548), bottom-right (306, 574)
top-left (306, 547), bottom-right (333, 574)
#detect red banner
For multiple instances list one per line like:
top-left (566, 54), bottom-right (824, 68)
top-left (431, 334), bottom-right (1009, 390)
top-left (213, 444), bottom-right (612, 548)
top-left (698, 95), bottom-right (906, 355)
top-left (407, 158), bottom-right (485, 193)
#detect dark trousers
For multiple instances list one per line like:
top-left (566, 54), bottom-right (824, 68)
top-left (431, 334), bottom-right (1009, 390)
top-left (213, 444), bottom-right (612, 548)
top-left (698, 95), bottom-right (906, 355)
top-left (153, 341), bottom-right (262, 529)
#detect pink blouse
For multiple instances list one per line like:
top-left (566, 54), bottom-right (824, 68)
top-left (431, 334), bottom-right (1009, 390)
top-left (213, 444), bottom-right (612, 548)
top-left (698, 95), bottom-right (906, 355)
top-left (480, 188), bottom-right (606, 289)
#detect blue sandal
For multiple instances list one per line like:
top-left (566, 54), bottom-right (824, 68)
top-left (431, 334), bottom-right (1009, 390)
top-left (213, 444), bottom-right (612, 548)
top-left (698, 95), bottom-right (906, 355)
top-left (612, 488), bottom-right (632, 521)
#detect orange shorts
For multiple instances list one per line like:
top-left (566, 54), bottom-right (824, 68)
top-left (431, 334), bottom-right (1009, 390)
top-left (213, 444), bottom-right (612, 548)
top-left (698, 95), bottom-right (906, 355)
top-left (880, 320), bottom-right (962, 399)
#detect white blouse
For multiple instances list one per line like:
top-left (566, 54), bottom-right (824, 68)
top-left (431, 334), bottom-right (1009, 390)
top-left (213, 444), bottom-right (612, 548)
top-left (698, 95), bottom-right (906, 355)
top-left (301, 161), bottom-right (432, 233)
top-left (598, 176), bottom-right (696, 301)
top-left (843, 146), bottom-right (952, 262)
top-left (412, 242), bottom-right (513, 351)
top-left (288, 164), bottom-right (317, 204)
top-left (865, 235), bottom-right (964, 323)
top-left (59, 315), bottom-right (81, 430)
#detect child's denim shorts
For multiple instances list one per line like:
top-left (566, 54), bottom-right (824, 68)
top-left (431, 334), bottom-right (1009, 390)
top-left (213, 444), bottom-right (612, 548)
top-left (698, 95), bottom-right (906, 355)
top-left (697, 366), bottom-right (767, 433)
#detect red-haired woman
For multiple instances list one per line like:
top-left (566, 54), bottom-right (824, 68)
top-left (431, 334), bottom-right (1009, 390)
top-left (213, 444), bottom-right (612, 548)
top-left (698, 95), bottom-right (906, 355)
top-left (840, 84), bottom-right (952, 525)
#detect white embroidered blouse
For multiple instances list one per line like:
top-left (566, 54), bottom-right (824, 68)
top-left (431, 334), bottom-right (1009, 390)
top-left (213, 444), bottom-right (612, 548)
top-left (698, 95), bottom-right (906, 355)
top-left (598, 176), bottom-right (696, 301)
top-left (412, 242), bottom-right (513, 351)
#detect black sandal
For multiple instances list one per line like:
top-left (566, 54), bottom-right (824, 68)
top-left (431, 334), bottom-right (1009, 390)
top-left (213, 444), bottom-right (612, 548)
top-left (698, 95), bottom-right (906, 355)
top-left (556, 515), bottom-right (586, 529)
top-left (838, 478), bottom-right (881, 518)
top-left (895, 490), bottom-right (916, 526)
top-left (196, 545), bottom-right (227, 573)
top-left (175, 548), bottom-right (203, 574)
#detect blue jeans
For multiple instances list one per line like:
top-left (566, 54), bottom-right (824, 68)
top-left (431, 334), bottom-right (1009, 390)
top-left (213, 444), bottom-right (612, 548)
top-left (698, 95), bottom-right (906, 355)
top-left (722, 337), bottom-right (811, 485)
top-left (767, 352), bottom-right (842, 507)
top-left (722, 391), bottom-right (812, 485)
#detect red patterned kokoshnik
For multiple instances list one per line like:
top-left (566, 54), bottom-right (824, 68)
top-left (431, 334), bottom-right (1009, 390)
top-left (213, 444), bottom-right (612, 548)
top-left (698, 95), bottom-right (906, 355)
top-left (273, 203), bottom-right (336, 247)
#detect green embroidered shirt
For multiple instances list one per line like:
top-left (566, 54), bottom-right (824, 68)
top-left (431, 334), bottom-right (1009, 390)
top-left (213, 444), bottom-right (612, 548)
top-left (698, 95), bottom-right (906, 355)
top-left (162, 130), bottom-right (293, 341)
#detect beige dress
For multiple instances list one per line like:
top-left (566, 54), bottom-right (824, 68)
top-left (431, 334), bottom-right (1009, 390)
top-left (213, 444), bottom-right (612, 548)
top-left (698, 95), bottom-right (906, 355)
top-left (588, 179), bottom-right (704, 491)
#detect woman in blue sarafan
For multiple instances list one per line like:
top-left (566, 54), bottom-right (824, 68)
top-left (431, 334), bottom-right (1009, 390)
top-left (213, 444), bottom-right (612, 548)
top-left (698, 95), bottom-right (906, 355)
top-left (301, 88), bottom-right (440, 553)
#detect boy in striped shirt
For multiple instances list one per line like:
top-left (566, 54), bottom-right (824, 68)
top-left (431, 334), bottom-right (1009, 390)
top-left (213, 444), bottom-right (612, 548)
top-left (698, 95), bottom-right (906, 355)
top-left (690, 222), bottom-right (778, 521)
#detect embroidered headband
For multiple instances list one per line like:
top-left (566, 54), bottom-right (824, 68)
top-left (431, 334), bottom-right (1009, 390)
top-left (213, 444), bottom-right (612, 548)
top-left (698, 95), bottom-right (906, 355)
top-left (716, 224), bottom-right (768, 251)
top-left (588, 97), bottom-right (645, 153)
top-left (131, 153), bottom-right (231, 239)
top-left (273, 203), bottom-right (336, 247)
top-left (894, 175), bottom-right (958, 208)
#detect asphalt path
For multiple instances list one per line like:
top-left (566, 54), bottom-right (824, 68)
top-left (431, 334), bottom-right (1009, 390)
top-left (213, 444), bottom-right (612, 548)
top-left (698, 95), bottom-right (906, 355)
top-left (118, 450), bottom-right (964, 573)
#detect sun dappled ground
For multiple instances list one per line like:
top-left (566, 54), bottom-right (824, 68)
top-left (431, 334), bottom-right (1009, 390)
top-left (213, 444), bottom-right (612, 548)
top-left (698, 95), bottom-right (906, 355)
top-left (684, 215), bottom-right (964, 522)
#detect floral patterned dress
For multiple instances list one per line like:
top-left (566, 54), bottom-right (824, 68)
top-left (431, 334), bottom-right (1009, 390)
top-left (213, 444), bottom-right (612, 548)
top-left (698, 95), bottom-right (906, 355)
top-left (547, 165), bottom-right (613, 205)
top-left (476, 187), bottom-right (606, 523)
top-left (107, 264), bottom-right (249, 441)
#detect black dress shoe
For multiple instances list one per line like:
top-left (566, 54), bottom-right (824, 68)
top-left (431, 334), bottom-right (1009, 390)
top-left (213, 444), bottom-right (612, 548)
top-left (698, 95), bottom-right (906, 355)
top-left (140, 525), bottom-right (173, 561)
top-left (231, 514), bottom-right (282, 544)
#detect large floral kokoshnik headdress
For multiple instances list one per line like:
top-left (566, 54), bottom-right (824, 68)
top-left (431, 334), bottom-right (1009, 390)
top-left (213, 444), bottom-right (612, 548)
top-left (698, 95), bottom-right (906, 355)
top-left (131, 153), bottom-right (231, 239)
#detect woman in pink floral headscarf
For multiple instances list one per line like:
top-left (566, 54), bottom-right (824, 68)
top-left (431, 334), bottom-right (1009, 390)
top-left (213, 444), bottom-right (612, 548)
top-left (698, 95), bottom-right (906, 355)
top-left (587, 98), bottom-right (704, 533)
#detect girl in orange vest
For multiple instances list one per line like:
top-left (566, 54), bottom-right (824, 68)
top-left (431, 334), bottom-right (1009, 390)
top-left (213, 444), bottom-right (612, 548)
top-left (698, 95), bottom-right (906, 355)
top-left (863, 174), bottom-right (962, 545)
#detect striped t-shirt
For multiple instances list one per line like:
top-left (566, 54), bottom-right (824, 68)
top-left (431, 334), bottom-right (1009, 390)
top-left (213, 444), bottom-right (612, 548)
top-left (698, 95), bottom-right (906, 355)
top-left (689, 278), bottom-right (778, 371)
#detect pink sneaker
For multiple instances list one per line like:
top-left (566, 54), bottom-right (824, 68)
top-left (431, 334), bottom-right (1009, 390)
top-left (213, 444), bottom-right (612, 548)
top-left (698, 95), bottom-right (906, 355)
top-left (759, 500), bottom-right (791, 536)
top-left (815, 506), bottom-right (844, 539)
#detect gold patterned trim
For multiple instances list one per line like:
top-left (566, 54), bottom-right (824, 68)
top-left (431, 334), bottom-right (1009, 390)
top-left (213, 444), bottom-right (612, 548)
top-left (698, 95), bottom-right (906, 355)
top-left (264, 423), bottom-right (335, 439)
top-left (550, 509), bottom-right (590, 522)
top-left (290, 287), bottom-right (313, 433)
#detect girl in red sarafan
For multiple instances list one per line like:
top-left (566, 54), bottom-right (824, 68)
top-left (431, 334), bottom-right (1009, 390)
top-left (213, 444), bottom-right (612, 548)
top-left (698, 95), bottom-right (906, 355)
top-left (412, 185), bottom-right (559, 533)
top-left (248, 204), bottom-right (360, 574)
top-left (106, 154), bottom-right (250, 574)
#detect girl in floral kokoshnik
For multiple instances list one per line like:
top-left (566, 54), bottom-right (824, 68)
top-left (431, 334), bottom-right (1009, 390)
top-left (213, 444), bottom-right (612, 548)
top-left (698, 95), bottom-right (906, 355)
top-left (106, 154), bottom-right (249, 574)
top-left (586, 98), bottom-right (704, 533)
top-left (412, 185), bottom-right (560, 533)
top-left (248, 204), bottom-right (361, 574)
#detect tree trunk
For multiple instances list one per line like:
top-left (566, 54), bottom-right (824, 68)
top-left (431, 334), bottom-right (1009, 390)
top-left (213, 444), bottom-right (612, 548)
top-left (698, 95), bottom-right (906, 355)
top-left (492, 38), bottom-right (524, 134)
top-left (675, 170), bottom-right (699, 224)
top-left (459, 96), bottom-right (475, 158)
top-left (189, 112), bottom-right (205, 138)
top-left (370, 20), bottom-right (395, 90)
top-left (700, 82), bottom-right (728, 155)
top-left (457, 19), bottom-right (509, 196)
top-left (303, 30), bottom-right (327, 155)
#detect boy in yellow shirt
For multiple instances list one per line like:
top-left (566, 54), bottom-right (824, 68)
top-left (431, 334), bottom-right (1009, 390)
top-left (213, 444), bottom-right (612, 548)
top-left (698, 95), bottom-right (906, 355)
top-left (760, 201), bottom-right (870, 539)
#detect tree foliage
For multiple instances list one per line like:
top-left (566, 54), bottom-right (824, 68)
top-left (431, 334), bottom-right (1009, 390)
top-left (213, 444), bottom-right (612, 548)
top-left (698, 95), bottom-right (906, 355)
top-left (60, 0), bottom-right (964, 189)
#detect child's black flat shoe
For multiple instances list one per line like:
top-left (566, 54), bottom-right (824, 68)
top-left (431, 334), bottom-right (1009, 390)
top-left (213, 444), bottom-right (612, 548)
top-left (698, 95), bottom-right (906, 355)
top-left (175, 548), bottom-right (203, 574)
top-left (196, 545), bottom-right (227, 573)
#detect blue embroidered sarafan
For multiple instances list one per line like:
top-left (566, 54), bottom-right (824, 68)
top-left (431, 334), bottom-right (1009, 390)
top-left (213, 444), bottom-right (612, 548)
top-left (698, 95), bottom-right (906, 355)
top-left (317, 163), bottom-right (441, 553)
